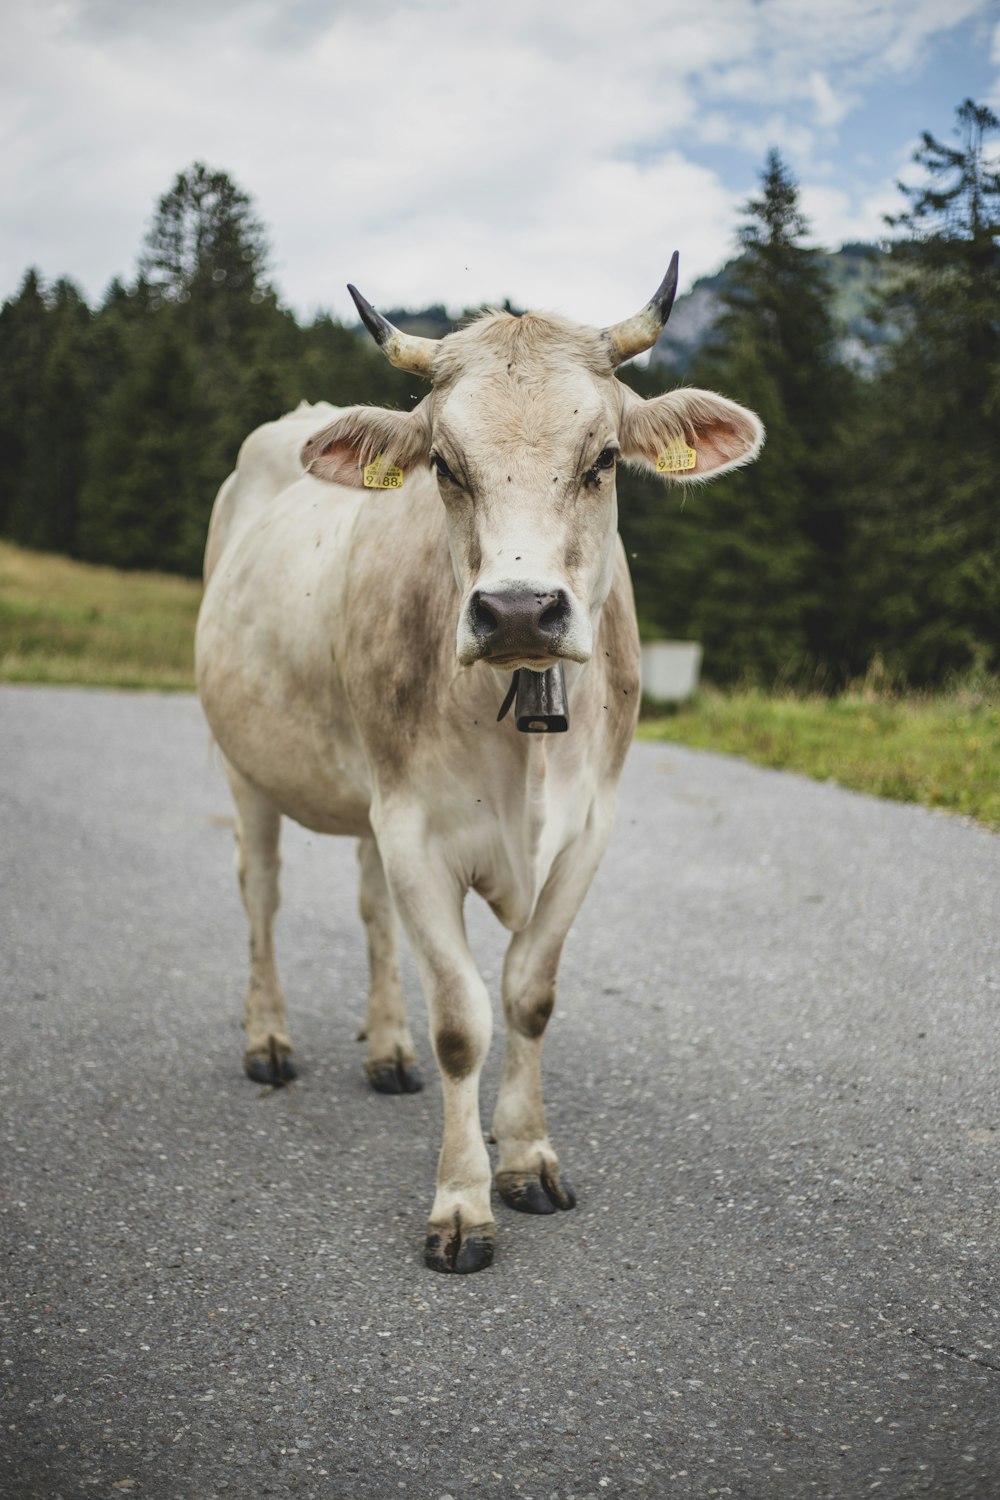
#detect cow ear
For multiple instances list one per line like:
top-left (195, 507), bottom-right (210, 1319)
top-left (303, 435), bottom-right (368, 487)
top-left (302, 402), bottom-right (432, 489)
top-left (619, 388), bottom-right (764, 483)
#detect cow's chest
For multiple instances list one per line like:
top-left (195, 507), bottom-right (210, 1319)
top-left (455, 750), bottom-right (596, 932)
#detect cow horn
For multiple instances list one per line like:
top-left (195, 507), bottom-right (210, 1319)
top-left (602, 252), bottom-right (679, 366)
top-left (348, 284), bottom-right (437, 377)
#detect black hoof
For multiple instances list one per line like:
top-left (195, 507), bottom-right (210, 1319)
top-left (496, 1166), bottom-right (576, 1214)
top-left (367, 1059), bottom-right (424, 1095)
top-left (245, 1050), bottom-right (297, 1086)
top-left (424, 1220), bottom-right (496, 1275)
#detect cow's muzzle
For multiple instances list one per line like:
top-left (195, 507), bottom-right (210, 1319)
top-left (468, 586), bottom-right (571, 665)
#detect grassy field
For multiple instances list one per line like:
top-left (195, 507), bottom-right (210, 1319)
top-left (1, 541), bottom-right (996, 831)
top-left (640, 685), bottom-right (1000, 831)
top-left (0, 540), bottom-right (200, 690)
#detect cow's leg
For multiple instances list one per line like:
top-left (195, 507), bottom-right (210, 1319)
top-left (376, 825), bottom-right (494, 1274)
top-left (356, 837), bottom-right (422, 1095)
top-left (492, 809), bottom-right (614, 1215)
top-left (226, 762), bottom-right (296, 1086)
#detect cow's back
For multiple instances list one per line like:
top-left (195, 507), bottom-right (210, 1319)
top-left (204, 401), bottom-right (339, 582)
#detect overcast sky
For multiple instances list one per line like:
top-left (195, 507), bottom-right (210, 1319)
top-left (2, 0), bottom-right (998, 324)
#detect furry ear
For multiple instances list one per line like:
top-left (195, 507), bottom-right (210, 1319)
top-left (619, 387), bottom-right (764, 482)
top-left (302, 401), bottom-right (432, 488)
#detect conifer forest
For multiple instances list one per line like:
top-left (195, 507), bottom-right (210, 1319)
top-left (2, 102), bottom-right (997, 688)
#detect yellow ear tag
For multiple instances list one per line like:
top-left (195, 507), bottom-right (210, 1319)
top-left (363, 456), bottom-right (404, 489)
top-left (656, 440), bottom-right (697, 474)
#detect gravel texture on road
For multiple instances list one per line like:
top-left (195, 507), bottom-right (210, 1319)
top-left (1, 685), bottom-right (998, 1499)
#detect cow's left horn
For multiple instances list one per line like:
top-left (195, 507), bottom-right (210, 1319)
top-left (602, 252), bottom-right (679, 366)
top-left (348, 284), bottom-right (437, 378)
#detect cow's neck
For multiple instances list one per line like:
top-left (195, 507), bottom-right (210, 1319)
top-left (471, 659), bottom-right (598, 930)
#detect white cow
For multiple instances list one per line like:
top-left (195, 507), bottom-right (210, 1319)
top-left (196, 258), bottom-right (763, 1273)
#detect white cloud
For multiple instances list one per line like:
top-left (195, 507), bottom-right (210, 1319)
top-left (801, 182), bottom-right (892, 247)
top-left (696, 109), bottom-right (820, 163)
top-left (1, 0), bottom-right (997, 319)
top-left (807, 70), bottom-right (853, 130)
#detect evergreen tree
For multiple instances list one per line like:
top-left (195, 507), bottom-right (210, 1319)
top-left (0, 162), bottom-right (431, 574)
top-left (0, 272), bottom-right (94, 555)
top-left (33, 280), bottom-right (93, 555)
top-left (853, 100), bottom-right (1000, 681)
top-left (79, 311), bottom-right (208, 574)
top-left (140, 163), bottom-right (269, 304)
top-left (619, 151), bottom-right (857, 683)
top-left (0, 270), bottom-right (50, 541)
top-left (115, 165), bottom-right (286, 562)
top-left (139, 162), bottom-right (275, 378)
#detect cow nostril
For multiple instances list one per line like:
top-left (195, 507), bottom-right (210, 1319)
top-left (471, 592), bottom-right (499, 637)
top-left (538, 592), bottom-right (569, 635)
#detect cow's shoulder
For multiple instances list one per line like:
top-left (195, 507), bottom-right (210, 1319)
top-left (205, 402), bottom-right (341, 581)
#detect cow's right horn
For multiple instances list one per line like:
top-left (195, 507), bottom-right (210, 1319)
top-left (348, 285), bottom-right (437, 378)
top-left (602, 252), bottom-right (679, 366)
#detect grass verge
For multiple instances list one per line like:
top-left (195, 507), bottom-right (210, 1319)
top-left (2, 542), bottom-right (996, 832)
top-left (0, 540), bottom-right (200, 690)
top-left (640, 686), bottom-right (1000, 831)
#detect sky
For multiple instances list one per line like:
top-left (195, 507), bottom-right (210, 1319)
top-left (2, 0), bottom-right (998, 325)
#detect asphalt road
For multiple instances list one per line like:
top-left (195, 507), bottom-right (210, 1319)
top-left (1, 685), bottom-right (998, 1500)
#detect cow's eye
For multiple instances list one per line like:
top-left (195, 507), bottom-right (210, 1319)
top-left (593, 448), bottom-right (617, 471)
top-left (431, 452), bottom-right (458, 485)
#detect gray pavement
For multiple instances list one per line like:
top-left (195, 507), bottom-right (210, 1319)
top-left (1, 684), bottom-right (998, 1500)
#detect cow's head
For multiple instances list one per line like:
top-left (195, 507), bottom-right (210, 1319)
top-left (302, 257), bottom-right (763, 671)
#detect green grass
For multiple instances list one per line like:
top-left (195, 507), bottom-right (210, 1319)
top-left (2, 542), bottom-right (996, 832)
top-left (0, 540), bottom-right (200, 690)
top-left (640, 686), bottom-right (1000, 831)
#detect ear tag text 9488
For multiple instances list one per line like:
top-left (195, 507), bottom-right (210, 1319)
top-left (656, 440), bottom-right (697, 474)
top-left (363, 455), bottom-right (405, 489)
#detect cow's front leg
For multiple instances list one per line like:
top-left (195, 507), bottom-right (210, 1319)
top-left (376, 828), bottom-right (494, 1273)
top-left (356, 837), bottom-right (422, 1094)
top-left (225, 762), bottom-right (296, 1085)
top-left (492, 810), bottom-right (614, 1214)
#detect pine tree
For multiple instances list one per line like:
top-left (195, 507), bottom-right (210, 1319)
top-left (0, 161), bottom-right (434, 574)
top-left (0, 270), bottom-right (50, 541)
top-left (620, 150), bottom-right (857, 683)
top-left (854, 100), bottom-right (1000, 681)
top-left (79, 311), bottom-right (208, 574)
top-left (0, 272), bottom-right (94, 555)
top-left (30, 280), bottom-right (92, 555)
top-left (140, 164), bottom-right (270, 304)
top-left (123, 165), bottom-right (285, 564)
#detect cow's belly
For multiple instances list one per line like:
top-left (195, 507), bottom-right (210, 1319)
top-left (197, 482), bottom-right (373, 836)
top-left (203, 672), bottom-right (373, 837)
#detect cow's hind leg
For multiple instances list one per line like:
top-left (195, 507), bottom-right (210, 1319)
top-left (357, 837), bottom-right (422, 1094)
top-left (226, 762), bottom-right (296, 1085)
top-left (492, 809), bottom-right (614, 1215)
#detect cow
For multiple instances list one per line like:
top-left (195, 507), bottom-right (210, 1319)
top-left (195, 256), bottom-right (764, 1273)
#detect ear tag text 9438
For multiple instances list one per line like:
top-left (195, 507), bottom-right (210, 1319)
top-left (656, 440), bottom-right (697, 474)
top-left (363, 455), bottom-right (405, 489)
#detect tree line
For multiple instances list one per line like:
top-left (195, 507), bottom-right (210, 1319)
top-left (1, 104), bottom-right (997, 688)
